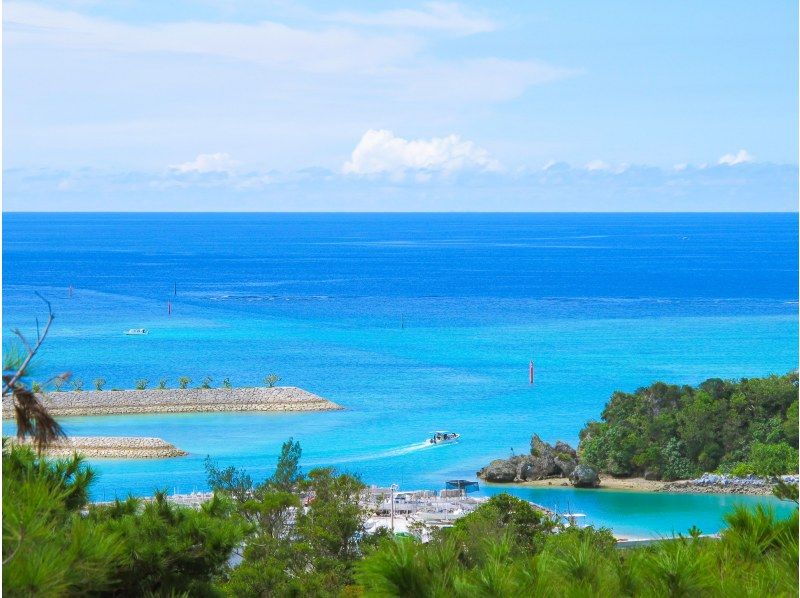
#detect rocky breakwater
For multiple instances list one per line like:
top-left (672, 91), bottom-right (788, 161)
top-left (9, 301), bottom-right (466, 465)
top-left (8, 436), bottom-right (187, 459)
top-left (660, 473), bottom-right (800, 495)
top-left (477, 435), bottom-right (600, 488)
top-left (1, 386), bottom-right (343, 418)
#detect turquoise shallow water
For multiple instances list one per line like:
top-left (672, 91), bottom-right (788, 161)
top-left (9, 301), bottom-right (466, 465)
top-left (484, 487), bottom-right (792, 539)
top-left (3, 213), bottom-right (798, 536)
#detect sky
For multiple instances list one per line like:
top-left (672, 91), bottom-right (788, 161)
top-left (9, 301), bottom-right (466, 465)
top-left (3, 1), bottom-right (798, 211)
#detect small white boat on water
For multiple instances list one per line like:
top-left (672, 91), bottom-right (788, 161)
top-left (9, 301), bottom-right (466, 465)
top-left (428, 431), bottom-right (460, 445)
top-left (562, 513), bottom-right (588, 528)
top-left (124, 328), bottom-right (148, 335)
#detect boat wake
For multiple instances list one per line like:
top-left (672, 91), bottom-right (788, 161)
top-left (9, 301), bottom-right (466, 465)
top-left (380, 441), bottom-right (436, 458)
top-left (308, 441), bottom-right (444, 467)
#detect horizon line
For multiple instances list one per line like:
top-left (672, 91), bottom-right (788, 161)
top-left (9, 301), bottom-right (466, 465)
top-left (2, 210), bottom-right (799, 216)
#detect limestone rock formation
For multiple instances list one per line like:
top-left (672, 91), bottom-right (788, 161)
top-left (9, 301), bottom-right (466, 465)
top-left (477, 435), bottom-right (579, 483)
top-left (477, 456), bottom-right (529, 482)
top-left (569, 464), bottom-right (600, 488)
top-left (553, 440), bottom-right (579, 478)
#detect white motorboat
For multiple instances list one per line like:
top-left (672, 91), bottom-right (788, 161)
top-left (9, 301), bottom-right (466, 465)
top-left (124, 328), bottom-right (148, 335)
top-left (562, 513), bottom-right (588, 528)
top-left (428, 431), bottom-right (460, 445)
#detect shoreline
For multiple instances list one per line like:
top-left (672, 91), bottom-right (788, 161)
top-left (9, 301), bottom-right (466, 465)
top-left (1, 386), bottom-right (343, 418)
top-left (485, 475), bottom-right (665, 492)
top-left (8, 436), bottom-right (187, 459)
top-left (88, 489), bottom-right (684, 542)
top-left (485, 474), bottom-right (792, 496)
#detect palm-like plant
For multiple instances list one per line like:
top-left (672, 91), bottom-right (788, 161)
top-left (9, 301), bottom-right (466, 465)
top-left (2, 296), bottom-right (65, 449)
top-left (721, 503), bottom-right (798, 562)
top-left (178, 377), bottom-right (191, 389)
top-left (264, 374), bottom-right (281, 388)
top-left (634, 538), bottom-right (715, 597)
top-left (358, 537), bottom-right (433, 596)
top-left (134, 379), bottom-right (149, 390)
top-left (157, 378), bottom-right (168, 389)
top-left (772, 480), bottom-right (799, 504)
top-left (71, 378), bottom-right (84, 391)
top-left (93, 378), bottom-right (106, 391)
top-left (200, 376), bottom-right (213, 389)
top-left (536, 532), bottom-right (618, 595)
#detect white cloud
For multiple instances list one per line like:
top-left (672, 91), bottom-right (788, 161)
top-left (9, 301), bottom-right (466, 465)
top-left (170, 153), bottom-right (238, 174)
top-left (322, 2), bottom-right (496, 35)
top-left (390, 58), bottom-right (578, 103)
top-left (718, 149), bottom-right (754, 166)
top-left (4, 3), bottom-right (419, 74)
top-left (584, 160), bottom-right (631, 174)
top-left (4, 2), bottom-right (571, 85)
top-left (3, 2), bottom-right (578, 171)
top-left (585, 159), bottom-right (610, 171)
top-left (541, 160), bottom-right (571, 173)
top-left (7, 160), bottom-right (796, 211)
top-left (342, 130), bottom-right (502, 176)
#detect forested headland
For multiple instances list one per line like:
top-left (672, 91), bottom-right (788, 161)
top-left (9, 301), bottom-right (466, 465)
top-left (579, 372), bottom-right (798, 480)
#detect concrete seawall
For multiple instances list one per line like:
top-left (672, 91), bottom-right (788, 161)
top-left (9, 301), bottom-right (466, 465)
top-left (2, 386), bottom-right (343, 418)
top-left (8, 436), bottom-right (188, 459)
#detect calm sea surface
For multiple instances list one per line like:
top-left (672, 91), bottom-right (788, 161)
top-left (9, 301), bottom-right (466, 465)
top-left (3, 213), bottom-right (798, 537)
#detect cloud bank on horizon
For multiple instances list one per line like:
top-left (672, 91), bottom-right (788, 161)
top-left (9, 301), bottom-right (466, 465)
top-left (342, 130), bottom-right (502, 177)
top-left (3, 1), bottom-right (797, 211)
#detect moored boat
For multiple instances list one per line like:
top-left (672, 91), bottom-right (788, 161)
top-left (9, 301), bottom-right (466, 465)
top-left (124, 328), bottom-right (148, 335)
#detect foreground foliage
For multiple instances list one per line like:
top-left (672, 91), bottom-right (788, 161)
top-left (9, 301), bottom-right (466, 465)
top-left (205, 438), bottom-right (376, 596)
top-left (578, 372), bottom-right (799, 479)
top-left (4, 440), bottom-right (797, 596)
top-left (2, 444), bottom-right (246, 596)
top-left (358, 496), bottom-right (799, 597)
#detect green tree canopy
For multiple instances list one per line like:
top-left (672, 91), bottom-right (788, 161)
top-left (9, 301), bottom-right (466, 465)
top-left (578, 372), bottom-right (798, 480)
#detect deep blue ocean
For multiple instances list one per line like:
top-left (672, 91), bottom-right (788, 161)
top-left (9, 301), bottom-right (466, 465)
top-left (3, 213), bottom-right (798, 537)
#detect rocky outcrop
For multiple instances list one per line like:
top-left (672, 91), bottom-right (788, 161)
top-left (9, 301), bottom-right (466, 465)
top-left (569, 464), bottom-right (600, 488)
top-left (477, 435), bottom-right (579, 483)
top-left (1, 387), bottom-right (342, 418)
top-left (477, 456), bottom-right (531, 483)
top-left (553, 441), bottom-right (579, 478)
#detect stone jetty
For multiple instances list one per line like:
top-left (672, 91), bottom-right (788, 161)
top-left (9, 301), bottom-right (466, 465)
top-left (2, 386), bottom-right (342, 418)
top-left (9, 436), bottom-right (187, 459)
